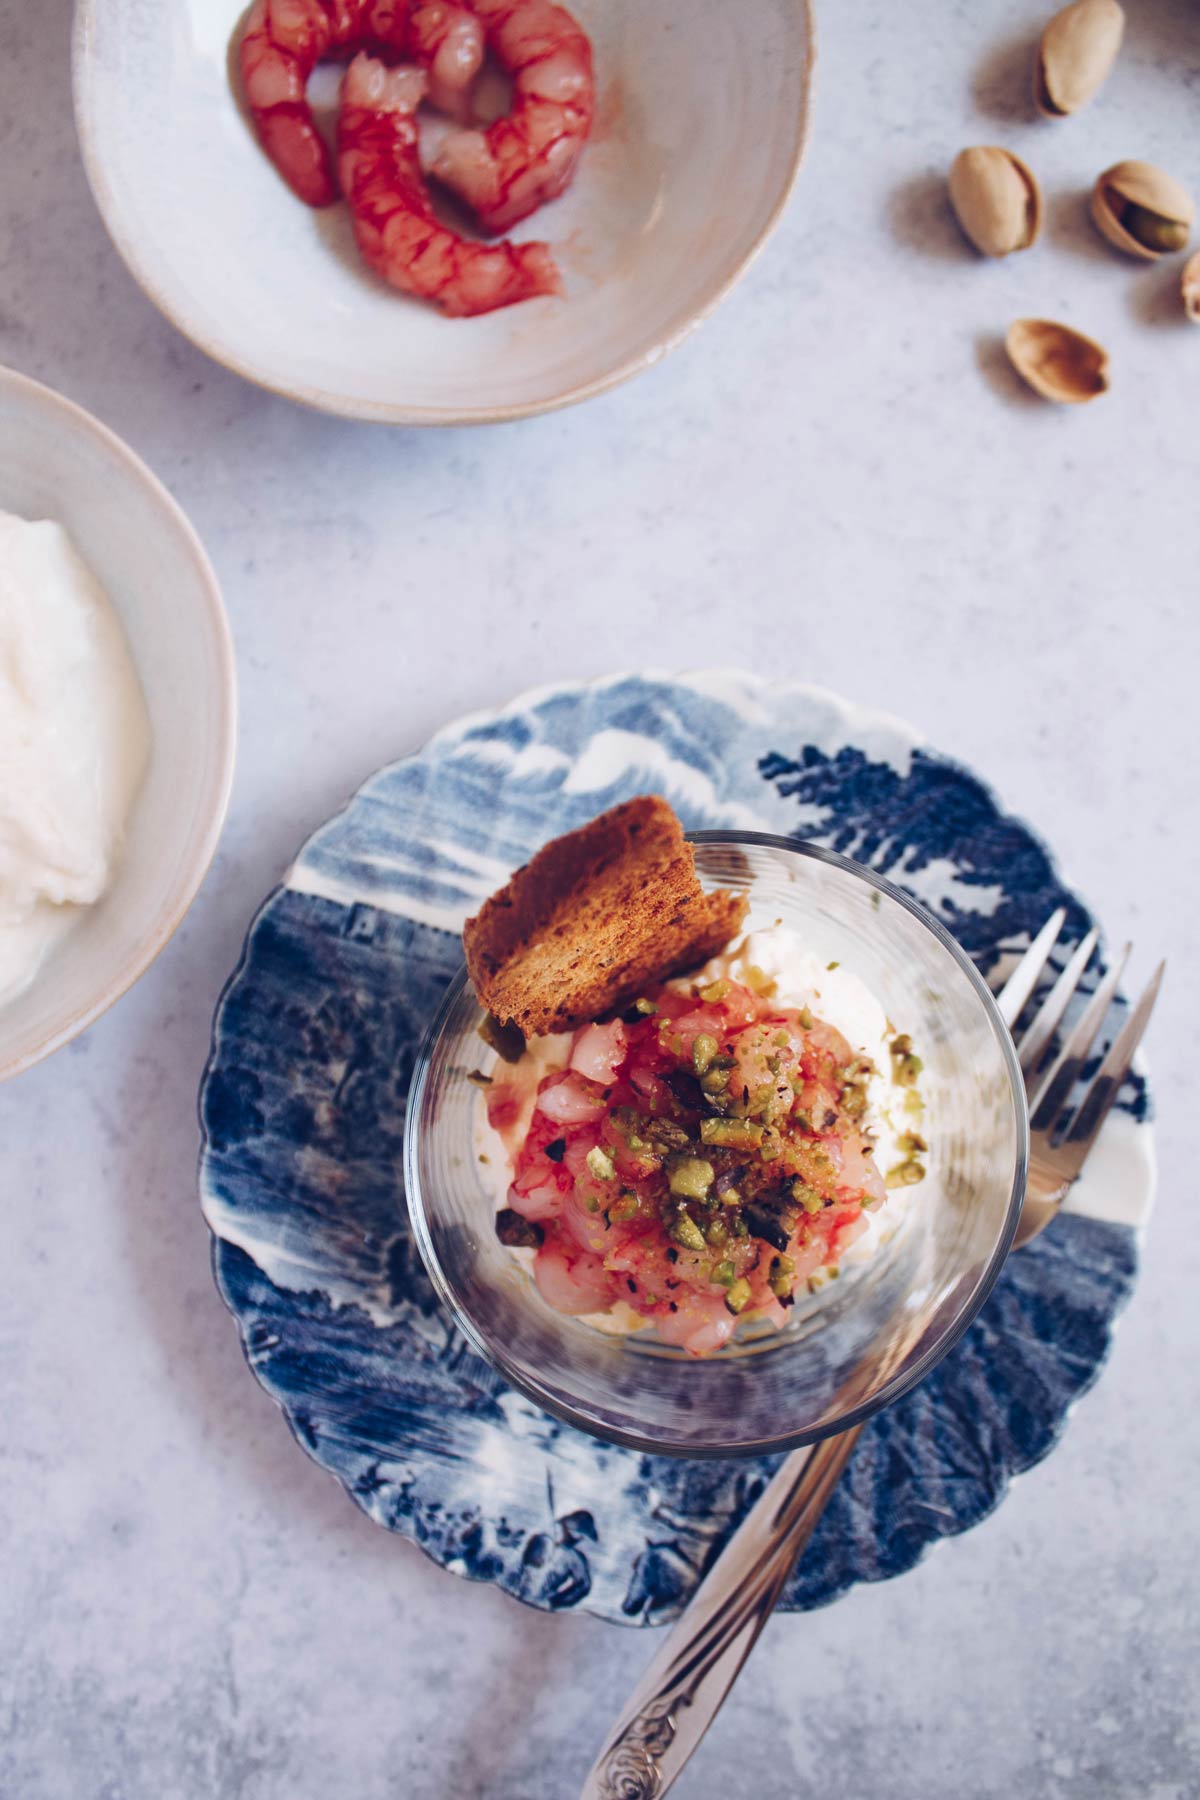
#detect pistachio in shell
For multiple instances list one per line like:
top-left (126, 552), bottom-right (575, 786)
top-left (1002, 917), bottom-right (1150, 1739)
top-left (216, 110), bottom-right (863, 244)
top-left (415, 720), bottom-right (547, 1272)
top-left (1183, 252), bottom-right (1200, 325)
top-left (1091, 160), bottom-right (1194, 260)
top-left (1035, 0), bottom-right (1125, 117)
top-left (1005, 319), bottom-right (1110, 404)
top-left (949, 147), bottom-right (1042, 257)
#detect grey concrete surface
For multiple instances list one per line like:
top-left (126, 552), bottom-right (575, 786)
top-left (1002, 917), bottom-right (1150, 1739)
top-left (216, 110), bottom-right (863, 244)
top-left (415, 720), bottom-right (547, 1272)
top-left (2, 1), bottom-right (1197, 1795)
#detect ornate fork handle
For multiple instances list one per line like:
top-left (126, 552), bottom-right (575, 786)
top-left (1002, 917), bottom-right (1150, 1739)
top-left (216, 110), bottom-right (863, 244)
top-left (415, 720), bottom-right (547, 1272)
top-left (582, 919), bottom-right (1163, 1800)
top-left (581, 1425), bottom-right (863, 1800)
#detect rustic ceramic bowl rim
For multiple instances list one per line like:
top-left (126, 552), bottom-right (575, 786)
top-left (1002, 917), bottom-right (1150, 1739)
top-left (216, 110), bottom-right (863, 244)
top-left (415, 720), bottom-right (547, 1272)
top-left (0, 365), bottom-right (237, 1082)
top-left (70, 0), bottom-right (817, 426)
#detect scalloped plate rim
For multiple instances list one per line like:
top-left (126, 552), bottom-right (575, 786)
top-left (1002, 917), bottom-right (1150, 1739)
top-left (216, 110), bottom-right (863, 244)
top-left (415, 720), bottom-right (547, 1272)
top-left (197, 668), bottom-right (1155, 1621)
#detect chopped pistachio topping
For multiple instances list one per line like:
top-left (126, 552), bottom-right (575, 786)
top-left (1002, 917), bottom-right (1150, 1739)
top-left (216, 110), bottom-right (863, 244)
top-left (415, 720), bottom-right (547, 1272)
top-left (712, 1259), bottom-right (736, 1288)
top-left (769, 1253), bottom-right (797, 1300)
top-left (692, 1033), bottom-right (719, 1076)
top-left (667, 1155), bottom-right (716, 1200)
top-left (634, 997), bottom-right (658, 1015)
top-left (724, 1277), bottom-right (753, 1314)
top-left (797, 1005), bottom-right (815, 1030)
top-left (699, 978), bottom-right (731, 1003)
top-left (791, 1180), bottom-right (824, 1215)
top-left (886, 1158), bottom-right (927, 1189)
top-left (608, 1192), bottom-right (640, 1223)
top-left (699, 1117), bottom-right (764, 1150)
top-left (672, 1211), bottom-right (708, 1253)
top-left (705, 1217), bottom-right (730, 1247)
top-left (586, 1145), bottom-right (616, 1182)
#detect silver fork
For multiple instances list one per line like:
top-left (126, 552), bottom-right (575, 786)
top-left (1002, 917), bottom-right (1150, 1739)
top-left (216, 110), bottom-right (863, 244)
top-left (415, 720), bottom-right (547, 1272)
top-left (581, 916), bottom-right (1163, 1800)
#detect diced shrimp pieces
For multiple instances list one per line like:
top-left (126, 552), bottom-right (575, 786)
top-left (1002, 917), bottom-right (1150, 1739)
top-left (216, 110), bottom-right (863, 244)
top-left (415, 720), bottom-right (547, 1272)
top-left (534, 1242), bottom-right (616, 1316)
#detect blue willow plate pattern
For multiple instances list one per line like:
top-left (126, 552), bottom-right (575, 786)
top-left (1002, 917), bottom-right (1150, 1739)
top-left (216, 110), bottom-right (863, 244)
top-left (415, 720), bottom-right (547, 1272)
top-left (199, 673), bottom-right (1153, 1626)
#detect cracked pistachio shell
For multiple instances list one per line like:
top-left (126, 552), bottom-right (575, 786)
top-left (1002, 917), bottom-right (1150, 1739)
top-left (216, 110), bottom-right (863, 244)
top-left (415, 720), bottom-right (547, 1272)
top-left (1091, 160), bottom-right (1195, 260)
top-left (1035, 0), bottom-right (1125, 117)
top-left (1183, 252), bottom-right (1200, 324)
top-left (1005, 319), bottom-right (1110, 404)
top-left (949, 147), bottom-right (1042, 257)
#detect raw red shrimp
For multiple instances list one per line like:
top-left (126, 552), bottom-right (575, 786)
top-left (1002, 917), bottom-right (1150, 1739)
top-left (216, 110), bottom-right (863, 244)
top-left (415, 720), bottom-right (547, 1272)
top-left (337, 54), bottom-right (562, 315)
top-left (431, 0), bottom-right (595, 233)
top-left (407, 1), bottom-right (487, 115)
top-left (534, 1240), bottom-right (616, 1316)
top-left (238, 0), bottom-right (484, 206)
top-left (569, 1019), bottom-right (627, 1084)
top-left (534, 1069), bottom-right (604, 1123)
top-left (653, 1291), bottom-right (736, 1358)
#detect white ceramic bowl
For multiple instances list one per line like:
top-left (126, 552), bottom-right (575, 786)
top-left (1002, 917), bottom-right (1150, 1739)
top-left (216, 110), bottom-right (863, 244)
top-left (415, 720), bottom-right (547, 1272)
top-left (0, 366), bottom-right (236, 1081)
top-left (72, 0), bottom-right (814, 424)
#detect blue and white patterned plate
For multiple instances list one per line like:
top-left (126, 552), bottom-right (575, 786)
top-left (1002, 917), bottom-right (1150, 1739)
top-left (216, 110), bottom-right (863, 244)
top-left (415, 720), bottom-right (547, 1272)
top-left (199, 672), bottom-right (1154, 1626)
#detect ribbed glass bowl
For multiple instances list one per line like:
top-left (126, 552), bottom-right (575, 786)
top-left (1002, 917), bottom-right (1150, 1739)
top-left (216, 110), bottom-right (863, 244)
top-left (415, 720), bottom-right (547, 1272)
top-left (404, 834), bottom-right (1027, 1458)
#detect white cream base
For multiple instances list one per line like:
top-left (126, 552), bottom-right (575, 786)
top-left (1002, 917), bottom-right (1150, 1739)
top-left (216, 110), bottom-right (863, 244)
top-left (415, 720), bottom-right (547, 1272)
top-left (0, 513), bottom-right (150, 1008)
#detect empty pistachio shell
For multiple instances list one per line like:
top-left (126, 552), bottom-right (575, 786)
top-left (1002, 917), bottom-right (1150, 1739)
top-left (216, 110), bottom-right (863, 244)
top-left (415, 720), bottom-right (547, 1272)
top-left (1005, 319), bottom-right (1110, 404)
top-left (949, 147), bottom-right (1042, 257)
top-left (1183, 252), bottom-right (1200, 324)
top-left (1035, 0), bottom-right (1125, 117)
top-left (1091, 161), bottom-right (1194, 260)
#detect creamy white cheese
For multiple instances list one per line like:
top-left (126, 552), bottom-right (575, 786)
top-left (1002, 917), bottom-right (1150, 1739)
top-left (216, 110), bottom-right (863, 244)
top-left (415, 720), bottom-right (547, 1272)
top-left (0, 513), bottom-right (150, 1008)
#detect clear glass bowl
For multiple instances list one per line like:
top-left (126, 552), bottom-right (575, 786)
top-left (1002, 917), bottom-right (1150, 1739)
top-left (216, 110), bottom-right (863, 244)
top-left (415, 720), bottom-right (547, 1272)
top-left (404, 834), bottom-right (1028, 1459)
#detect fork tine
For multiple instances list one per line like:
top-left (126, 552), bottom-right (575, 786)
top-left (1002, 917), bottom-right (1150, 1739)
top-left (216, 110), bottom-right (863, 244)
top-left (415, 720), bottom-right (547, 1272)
top-left (1029, 943), bottom-right (1132, 1135)
top-left (994, 908), bottom-right (1068, 1028)
top-left (1018, 927), bottom-right (1099, 1075)
top-left (1052, 963), bottom-right (1165, 1180)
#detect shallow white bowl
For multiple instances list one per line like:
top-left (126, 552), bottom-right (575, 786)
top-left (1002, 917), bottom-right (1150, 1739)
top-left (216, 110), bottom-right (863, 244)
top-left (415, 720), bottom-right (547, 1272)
top-left (72, 0), bottom-right (814, 424)
top-left (0, 366), bottom-right (237, 1081)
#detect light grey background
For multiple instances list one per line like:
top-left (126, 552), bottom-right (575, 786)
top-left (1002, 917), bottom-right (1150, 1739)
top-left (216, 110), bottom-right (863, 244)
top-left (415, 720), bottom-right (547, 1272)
top-left (2, 1), bottom-right (1197, 1795)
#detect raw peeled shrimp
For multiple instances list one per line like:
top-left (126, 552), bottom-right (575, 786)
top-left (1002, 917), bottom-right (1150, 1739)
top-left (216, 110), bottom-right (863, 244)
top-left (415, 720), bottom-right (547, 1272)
top-left (407, 2), bottom-right (489, 115)
top-left (337, 54), bottom-right (562, 315)
top-left (431, 0), bottom-right (595, 233)
top-left (238, 0), bottom-right (484, 206)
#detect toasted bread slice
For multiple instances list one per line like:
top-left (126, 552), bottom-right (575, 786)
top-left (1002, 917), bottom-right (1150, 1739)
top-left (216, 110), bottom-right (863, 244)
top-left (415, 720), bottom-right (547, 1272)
top-left (462, 796), bottom-right (748, 1037)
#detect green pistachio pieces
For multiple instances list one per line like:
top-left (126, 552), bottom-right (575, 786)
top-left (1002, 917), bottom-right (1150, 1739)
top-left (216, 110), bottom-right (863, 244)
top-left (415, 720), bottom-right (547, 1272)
top-left (671, 1212), bottom-right (708, 1253)
top-left (667, 1156), bottom-right (715, 1200)
top-left (724, 1277), bottom-right (753, 1315)
top-left (586, 1145), bottom-right (616, 1182)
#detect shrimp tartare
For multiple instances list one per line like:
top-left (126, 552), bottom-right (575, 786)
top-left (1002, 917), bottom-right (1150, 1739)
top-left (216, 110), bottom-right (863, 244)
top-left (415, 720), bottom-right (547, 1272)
top-left (483, 935), bottom-right (926, 1357)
